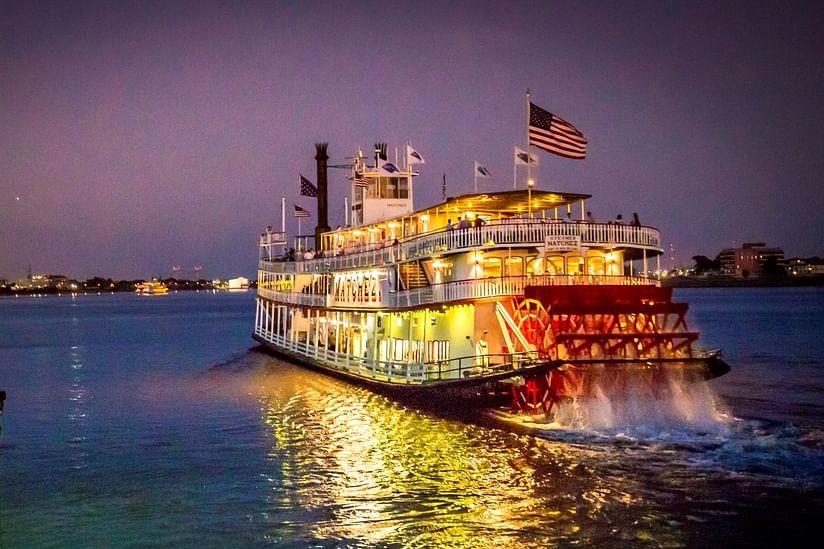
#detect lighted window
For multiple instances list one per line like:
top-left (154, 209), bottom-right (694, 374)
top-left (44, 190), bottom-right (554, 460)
top-left (527, 255), bottom-right (543, 275)
top-left (567, 255), bottom-right (584, 275)
top-left (588, 256), bottom-right (606, 275)
top-left (505, 257), bottom-right (524, 276)
top-left (483, 257), bottom-right (502, 277)
top-left (546, 256), bottom-right (564, 275)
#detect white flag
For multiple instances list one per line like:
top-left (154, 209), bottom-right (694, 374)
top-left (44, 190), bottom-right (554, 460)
top-left (514, 146), bottom-right (539, 166)
top-left (407, 144), bottom-right (425, 165)
top-left (474, 161), bottom-right (492, 178)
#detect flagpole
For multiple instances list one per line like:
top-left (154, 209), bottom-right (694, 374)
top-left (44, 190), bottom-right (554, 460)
top-left (281, 195), bottom-right (286, 255)
top-left (474, 164), bottom-right (478, 193)
top-left (526, 89), bottom-right (533, 217)
top-left (297, 217), bottom-right (302, 252)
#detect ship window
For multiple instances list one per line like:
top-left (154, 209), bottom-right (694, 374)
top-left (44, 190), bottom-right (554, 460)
top-left (527, 255), bottom-right (542, 275)
top-left (505, 257), bottom-right (523, 277)
top-left (588, 257), bottom-right (605, 276)
top-left (546, 256), bottom-right (564, 275)
top-left (375, 177), bottom-right (409, 199)
top-left (482, 257), bottom-right (502, 277)
top-left (567, 255), bottom-right (585, 275)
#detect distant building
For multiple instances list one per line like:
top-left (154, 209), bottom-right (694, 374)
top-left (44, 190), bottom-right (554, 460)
top-left (716, 242), bottom-right (784, 278)
top-left (784, 257), bottom-right (824, 276)
top-left (228, 276), bottom-right (250, 291)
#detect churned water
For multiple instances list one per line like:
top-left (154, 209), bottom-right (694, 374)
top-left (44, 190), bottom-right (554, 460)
top-left (0, 288), bottom-right (822, 548)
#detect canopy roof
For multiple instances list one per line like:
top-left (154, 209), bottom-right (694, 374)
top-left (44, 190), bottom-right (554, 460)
top-left (429, 189), bottom-right (591, 216)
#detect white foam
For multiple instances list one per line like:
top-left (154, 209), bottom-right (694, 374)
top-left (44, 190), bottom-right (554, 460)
top-left (548, 369), bottom-right (730, 436)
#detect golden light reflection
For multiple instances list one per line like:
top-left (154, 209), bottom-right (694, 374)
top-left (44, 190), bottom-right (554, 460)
top-left (247, 358), bottom-right (683, 547)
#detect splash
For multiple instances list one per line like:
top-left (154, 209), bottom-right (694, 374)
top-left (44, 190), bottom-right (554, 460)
top-left (548, 368), bottom-right (730, 435)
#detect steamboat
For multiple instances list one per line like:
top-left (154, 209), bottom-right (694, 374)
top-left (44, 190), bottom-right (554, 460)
top-left (253, 138), bottom-right (729, 416)
top-left (135, 280), bottom-right (169, 295)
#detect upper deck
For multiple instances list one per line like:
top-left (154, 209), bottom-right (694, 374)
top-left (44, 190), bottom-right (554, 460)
top-left (260, 216), bottom-right (663, 275)
top-left (260, 188), bottom-right (662, 273)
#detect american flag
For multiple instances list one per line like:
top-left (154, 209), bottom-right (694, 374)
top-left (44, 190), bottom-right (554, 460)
top-left (293, 204), bottom-right (310, 218)
top-left (299, 174), bottom-right (318, 197)
top-left (528, 102), bottom-right (587, 159)
top-left (353, 171), bottom-right (369, 188)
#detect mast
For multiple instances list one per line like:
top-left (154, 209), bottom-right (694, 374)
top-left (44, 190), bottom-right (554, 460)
top-left (281, 195), bottom-right (286, 254)
top-left (526, 89), bottom-right (533, 217)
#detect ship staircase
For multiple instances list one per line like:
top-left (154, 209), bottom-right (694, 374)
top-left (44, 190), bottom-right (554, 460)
top-left (398, 261), bottom-right (429, 290)
top-left (500, 285), bottom-right (725, 415)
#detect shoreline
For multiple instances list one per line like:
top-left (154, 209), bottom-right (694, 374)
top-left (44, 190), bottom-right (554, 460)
top-left (663, 275), bottom-right (824, 288)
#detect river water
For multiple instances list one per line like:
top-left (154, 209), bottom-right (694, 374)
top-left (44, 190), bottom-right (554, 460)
top-left (0, 288), bottom-right (822, 548)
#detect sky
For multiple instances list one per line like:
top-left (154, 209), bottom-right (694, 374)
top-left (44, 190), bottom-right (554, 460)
top-left (2, 0), bottom-right (823, 280)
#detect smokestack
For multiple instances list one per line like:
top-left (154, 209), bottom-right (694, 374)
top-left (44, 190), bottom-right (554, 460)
top-left (314, 143), bottom-right (330, 245)
top-left (374, 142), bottom-right (387, 166)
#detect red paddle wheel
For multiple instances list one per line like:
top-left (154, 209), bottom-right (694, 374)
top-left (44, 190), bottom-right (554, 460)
top-left (507, 285), bottom-right (719, 416)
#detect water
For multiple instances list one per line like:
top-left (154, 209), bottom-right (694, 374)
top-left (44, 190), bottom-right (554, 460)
top-left (0, 288), bottom-right (822, 548)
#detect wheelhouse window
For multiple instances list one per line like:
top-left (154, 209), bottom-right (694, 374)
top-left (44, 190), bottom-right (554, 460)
top-left (368, 177), bottom-right (408, 199)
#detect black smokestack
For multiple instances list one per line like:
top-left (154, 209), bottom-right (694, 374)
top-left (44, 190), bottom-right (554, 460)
top-left (374, 142), bottom-right (387, 165)
top-left (314, 143), bottom-right (330, 245)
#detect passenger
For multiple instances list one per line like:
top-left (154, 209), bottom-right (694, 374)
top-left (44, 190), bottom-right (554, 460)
top-left (615, 214), bottom-right (624, 224)
top-left (586, 211), bottom-right (595, 223)
top-left (446, 218), bottom-right (454, 231)
top-left (632, 212), bottom-right (641, 226)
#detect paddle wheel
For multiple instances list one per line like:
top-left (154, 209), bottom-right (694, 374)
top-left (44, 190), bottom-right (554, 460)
top-left (506, 285), bottom-right (727, 415)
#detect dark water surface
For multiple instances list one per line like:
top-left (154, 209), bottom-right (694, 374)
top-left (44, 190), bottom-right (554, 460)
top-left (0, 289), bottom-right (822, 548)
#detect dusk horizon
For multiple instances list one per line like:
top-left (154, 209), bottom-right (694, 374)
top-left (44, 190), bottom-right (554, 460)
top-left (3, 0), bottom-right (823, 281)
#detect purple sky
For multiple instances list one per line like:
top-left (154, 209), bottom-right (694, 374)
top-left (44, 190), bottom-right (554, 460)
top-left (2, 1), bottom-right (823, 280)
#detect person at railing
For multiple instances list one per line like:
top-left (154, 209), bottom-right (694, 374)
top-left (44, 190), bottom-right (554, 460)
top-left (631, 212), bottom-right (641, 226)
top-left (586, 211), bottom-right (595, 223)
top-left (615, 214), bottom-right (624, 224)
top-left (446, 218), bottom-right (454, 231)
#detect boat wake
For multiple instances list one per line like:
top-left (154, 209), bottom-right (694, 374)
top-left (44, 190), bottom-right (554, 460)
top-left (550, 372), bottom-right (729, 434)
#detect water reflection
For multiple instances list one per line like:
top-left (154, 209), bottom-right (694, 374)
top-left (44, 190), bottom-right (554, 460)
top-left (248, 357), bottom-right (686, 547)
top-left (67, 308), bottom-right (89, 469)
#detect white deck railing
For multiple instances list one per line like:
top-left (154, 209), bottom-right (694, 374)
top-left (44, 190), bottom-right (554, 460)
top-left (259, 220), bottom-right (662, 275)
top-left (257, 273), bottom-right (657, 309)
top-left (253, 327), bottom-right (539, 384)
